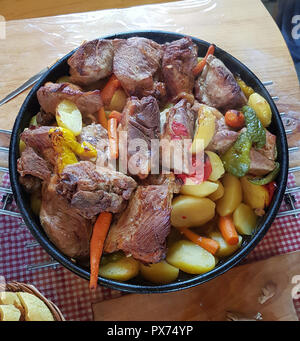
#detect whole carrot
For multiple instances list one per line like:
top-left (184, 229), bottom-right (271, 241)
top-left (101, 74), bottom-right (121, 106)
top-left (89, 212), bottom-right (112, 291)
top-left (218, 215), bottom-right (239, 245)
top-left (178, 228), bottom-right (219, 255)
top-left (108, 117), bottom-right (119, 159)
top-left (193, 44), bottom-right (215, 76)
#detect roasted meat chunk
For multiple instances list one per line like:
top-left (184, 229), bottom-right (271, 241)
top-left (17, 147), bottom-right (51, 181)
top-left (37, 82), bottom-right (103, 116)
top-left (162, 37), bottom-right (198, 101)
top-left (68, 39), bottom-right (114, 86)
top-left (104, 184), bottom-right (173, 264)
top-left (56, 161), bottom-right (137, 219)
top-left (113, 37), bottom-right (163, 98)
top-left (40, 175), bottom-right (93, 258)
top-left (161, 99), bottom-right (195, 174)
top-left (119, 96), bottom-right (160, 179)
top-left (195, 55), bottom-right (247, 111)
top-left (249, 148), bottom-right (276, 176)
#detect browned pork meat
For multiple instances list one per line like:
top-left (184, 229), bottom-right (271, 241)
top-left (78, 123), bottom-right (111, 167)
top-left (161, 99), bottom-right (195, 174)
top-left (37, 82), bottom-right (103, 116)
top-left (256, 130), bottom-right (276, 161)
top-left (40, 175), bottom-right (93, 258)
top-left (162, 37), bottom-right (198, 101)
top-left (113, 37), bottom-right (163, 98)
top-left (17, 147), bottom-right (51, 181)
top-left (68, 39), bottom-right (114, 86)
top-left (19, 175), bottom-right (41, 193)
top-left (249, 148), bottom-right (276, 176)
top-left (119, 96), bottom-right (160, 179)
top-left (195, 55), bottom-right (247, 111)
top-left (56, 161), bottom-right (137, 219)
top-left (104, 184), bottom-right (173, 264)
top-left (20, 126), bottom-right (55, 166)
top-left (138, 172), bottom-right (181, 193)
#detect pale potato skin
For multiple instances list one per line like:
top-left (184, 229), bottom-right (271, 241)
top-left (206, 151), bottom-right (225, 181)
top-left (107, 88), bottom-right (127, 112)
top-left (233, 203), bottom-right (257, 235)
top-left (140, 261), bottom-right (179, 284)
top-left (166, 240), bottom-right (216, 274)
top-left (180, 180), bottom-right (219, 198)
top-left (208, 231), bottom-right (242, 258)
top-left (216, 173), bottom-right (242, 216)
top-left (171, 195), bottom-right (216, 228)
top-left (190, 105), bottom-right (216, 153)
top-left (240, 176), bottom-right (269, 209)
top-left (248, 93), bottom-right (272, 127)
top-left (99, 256), bottom-right (139, 282)
top-left (56, 99), bottom-right (82, 136)
top-left (208, 180), bottom-right (224, 201)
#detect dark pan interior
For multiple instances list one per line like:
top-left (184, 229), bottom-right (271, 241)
top-left (9, 31), bottom-right (288, 293)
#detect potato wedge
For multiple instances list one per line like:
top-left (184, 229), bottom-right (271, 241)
top-left (171, 195), bottom-right (216, 228)
top-left (248, 93), bottom-right (272, 127)
top-left (190, 105), bottom-right (216, 154)
top-left (106, 88), bottom-right (127, 112)
top-left (240, 176), bottom-right (269, 209)
top-left (0, 304), bottom-right (21, 321)
top-left (140, 261), bottom-right (179, 284)
top-left (99, 255), bottom-right (139, 282)
top-left (180, 180), bottom-right (219, 198)
top-left (56, 99), bottom-right (82, 136)
top-left (17, 292), bottom-right (54, 321)
top-left (216, 173), bottom-right (242, 216)
top-left (208, 231), bottom-right (242, 258)
top-left (206, 151), bottom-right (225, 181)
top-left (208, 180), bottom-right (224, 201)
top-left (233, 203), bottom-right (257, 235)
top-left (166, 240), bottom-right (216, 274)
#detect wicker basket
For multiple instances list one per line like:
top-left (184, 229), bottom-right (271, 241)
top-left (0, 281), bottom-right (65, 321)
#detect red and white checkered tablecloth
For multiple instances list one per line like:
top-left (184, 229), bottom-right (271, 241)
top-left (0, 172), bottom-right (299, 321)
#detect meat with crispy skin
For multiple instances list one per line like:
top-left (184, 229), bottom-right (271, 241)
top-left (37, 82), bottom-right (103, 116)
top-left (68, 39), bottom-right (114, 86)
top-left (56, 161), bottom-right (137, 219)
top-left (195, 55), bottom-right (247, 111)
top-left (40, 175), bottom-right (93, 258)
top-left (162, 37), bottom-right (198, 101)
top-left (113, 37), bottom-right (163, 98)
top-left (119, 96), bottom-right (160, 179)
top-left (104, 184), bottom-right (173, 264)
top-left (161, 99), bottom-right (195, 174)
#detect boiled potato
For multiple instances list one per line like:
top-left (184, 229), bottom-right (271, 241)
top-left (233, 203), bottom-right (257, 235)
top-left (99, 254), bottom-right (139, 282)
top-left (180, 180), bottom-right (218, 198)
top-left (208, 180), bottom-right (224, 201)
top-left (17, 292), bottom-right (54, 321)
top-left (56, 75), bottom-right (71, 83)
top-left (216, 173), bottom-right (242, 216)
top-left (206, 151), bottom-right (225, 181)
top-left (166, 240), bottom-right (216, 274)
top-left (140, 261), bottom-right (179, 284)
top-left (208, 231), bottom-right (242, 258)
top-left (0, 305), bottom-right (21, 321)
top-left (240, 176), bottom-right (269, 209)
top-left (171, 195), bottom-right (216, 228)
top-left (248, 93), bottom-right (272, 127)
top-left (106, 88), bottom-right (127, 112)
top-left (56, 99), bottom-right (82, 136)
top-left (190, 105), bottom-right (216, 154)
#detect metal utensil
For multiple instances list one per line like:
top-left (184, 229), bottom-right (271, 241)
top-left (0, 67), bottom-right (48, 107)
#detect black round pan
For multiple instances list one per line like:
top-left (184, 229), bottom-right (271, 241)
top-left (9, 31), bottom-right (288, 293)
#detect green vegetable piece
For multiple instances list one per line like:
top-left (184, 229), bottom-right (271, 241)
top-left (222, 131), bottom-right (252, 177)
top-left (248, 162), bottom-right (280, 185)
top-left (242, 105), bottom-right (266, 149)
